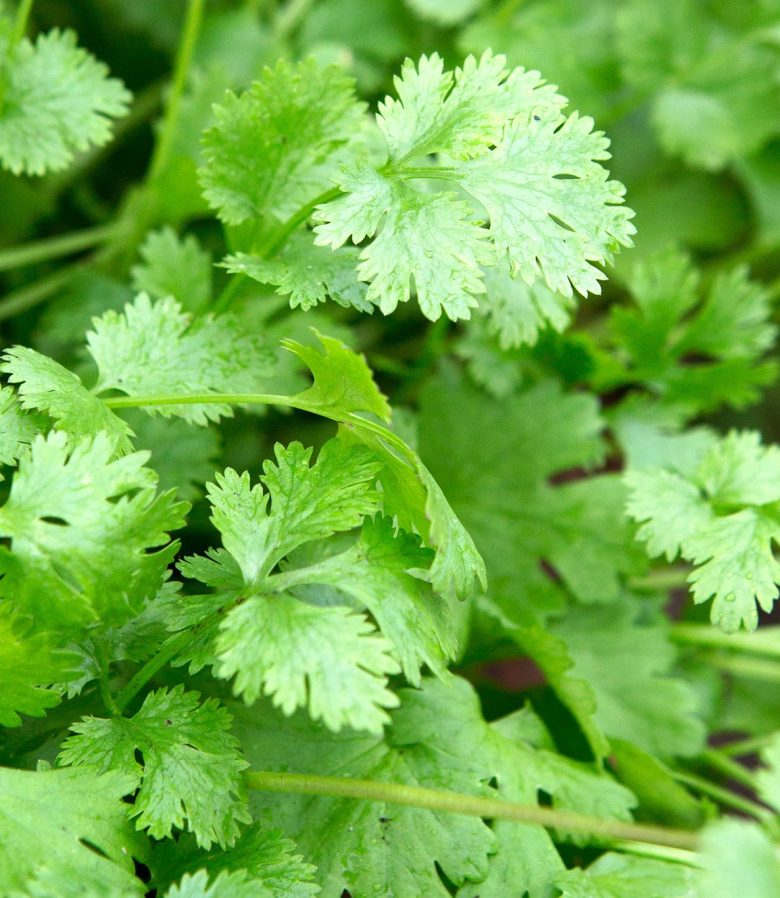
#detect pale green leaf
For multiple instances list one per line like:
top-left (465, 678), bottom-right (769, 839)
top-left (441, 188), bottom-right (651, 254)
top-left (131, 227), bottom-right (212, 312)
top-left (1, 346), bottom-right (134, 452)
top-left (0, 28), bottom-right (130, 175)
top-left (87, 294), bottom-right (275, 424)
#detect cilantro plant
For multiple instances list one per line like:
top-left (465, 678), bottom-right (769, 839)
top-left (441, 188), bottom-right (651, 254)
top-left (1, 0), bottom-right (780, 896)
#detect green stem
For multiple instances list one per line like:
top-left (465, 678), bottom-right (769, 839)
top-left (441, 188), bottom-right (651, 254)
top-left (702, 653), bottom-right (780, 683)
top-left (103, 391), bottom-right (295, 413)
top-left (148, 0), bottom-right (205, 183)
top-left (10, 0), bottom-right (34, 48)
top-left (244, 770), bottom-right (701, 851)
top-left (629, 567), bottom-right (691, 592)
top-left (212, 186), bottom-right (344, 314)
top-left (605, 840), bottom-right (703, 868)
top-left (397, 166), bottom-right (459, 181)
top-left (0, 259), bottom-right (84, 322)
top-left (673, 769), bottom-right (774, 823)
top-left (672, 623), bottom-right (780, 659)
top-left (114, 628), bottom-right (196, 713)
top-left (96, 640), bottom-right (120, 717)
top-left (0, 223), bottom-right (118, 272)
top-left (273, 0), bottom-right (314, 37)
top-left (721, 734), bottom-right (775, 758)
top-left (699, 748), bottom-right (759, 792)
top-left (260, 186), bottom-right (343, 258)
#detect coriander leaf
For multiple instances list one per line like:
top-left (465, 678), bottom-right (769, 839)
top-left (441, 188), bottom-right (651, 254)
top-left (282, 334), bottom-right (486, 599)
top-left (457, 108), bottom-right (634, 298)
top-left (757, 732), bottom-right (780, 813)
top-left (554, 853), bottom-right (697, 898)
top-left (550, 603), bottom-right (706, 757)
top-left (0, 604), bottom-right (80, 727)
top-left (626, 430), bottom-right (780, 631)
top-left (200, 58), bottom-right (365, 224)
top-left (277, 515), bottom-right (456, 683)
top-left (314, 53), bottom-right (632, 322)
top-left (606, 250), bottom-right (777, 413)
top-left (283, 332), bottom-right (392, 423)
top-left (206, 440), bottom-right (381, 583)
top-left (698, 819), bottom-right (780, 898)
top-left (217, 592), bottom-right (400, 733)
top-left (224, 235), bottom-right (372, 313)
top-left (131, 227), bottom-right (212, 312)
top-left (419, 369), bottom-right (642, 605)
top-left (616, 0), bottom-right (780, 169)
top-left (0, 431), bottom-right (187, 636)
top-left (316, 167), bottom-right (492, 320)
top-left (151, 823), bottom-right (318, 898)
top-left (0, 28), bottom-right (130, 176)
top-left (0, 765), bottom-right (145, 896)
top-left (0, 384), bottom-right (42, 470)
top-left (481, 255), bottom-right (575, 349)
top-left (165, 870), bottom-right (263, 898)
top-left (59, 686), bottom-right (250, 848)
top-left (377, 50), bottom-right (562, 164)
top-left (1, 346), bottom-right (134, 452)
top-left (87, 294), bottom-right (275, 424)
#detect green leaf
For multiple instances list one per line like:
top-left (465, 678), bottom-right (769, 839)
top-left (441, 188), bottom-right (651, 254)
top-left (0, 765), bottom-right (144, 896)
top-left (0, 604), bottom-right (80, 727)
top-left (1, 346), bottom-right (134, 452)
top-left (87, 294), bottom-right (275, 424)
top-left (314, 52), bottom-right (632, 322)
top-left (217, 592), bottom-right (400, 733)
top-left (282, 334), bottom-right (487, 599)
top-left (0, 28), bottom-right (130, 175)
top-left (131, 227), bottom-right (212, 312)
top-left (59, 686), bottom-right (250, 848)
top-left (698, 820), bottom-right (780, 898)
top-left (283, 331), bottom-right (392, 422)
top-left (165, 870), bottom-right (264, 898)
top-left (626, 430), bottom-right (780, 631)
top-left (457, 107), bottom-right (634, 298)
top-left (276, 515), bottom-right (457, 683)
top-left (200, 58), bottom-right (365, 224)
top-left (0, 384), bottom-right (42, 470)
top-left (616, 0), bottom-right (780, 169)
top-left (206, 440), bottom-right (381, 583)
top-left (0, 431), bottom-right (187, 636)
top-left (316, 165), bottom-right (493, 320)
top-left (404, 0), bottom-right (482, 27)
top-left (554, 853), bottom-right (697, 897)
top-left (224, 235), bottom-right (372, 312)
top-left (419, 369), bottom-right (642, 605)
top-left (607, 250), bottom-right (777, 413)
top-left (151, 823), bottom-right (318, 898)
top-left (550, 603), bottom-right (706, 757)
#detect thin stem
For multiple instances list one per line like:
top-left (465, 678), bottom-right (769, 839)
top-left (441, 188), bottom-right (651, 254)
top-left (10, 0), bottom-right (34, 48)
top-left (114, 628), bottom-right (196, 713)
top-left (103, 391), bottom-right (296, 412)
top-left (702, 653), bottom-right (780, 683)
top-left (0, 259), bottom-right (84, 322)
top-left (672, 623), bottom-right (780, 659)
top-left (244, 770), bottom-right (701, 851)
top-left (273, 0), bottom-right (314, 37)
top-left (629, 567), bottom-right (691, 592)
top-left (673, 769), bottom-right (774, 823)
top-left (148, 0), bottom-right (205, 183)
top-left (0, 223), bottom-right (118, 272)
top-left (721, 734), bottom-right (775, 758)
top-left (212, 274), bottom-right (248, 315)
top-left (397, 166), bottom-right (459, 181)
top-left (0, 0), bottom-right (34, 109)
top-left (96, 640), bottom-right (120, 717)
top-left (260, 186), bottom-right (343, 258)
top-left (699, 748), bottom-right (759, 792)
top-left (605, 839), bottom-right (703, 868)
